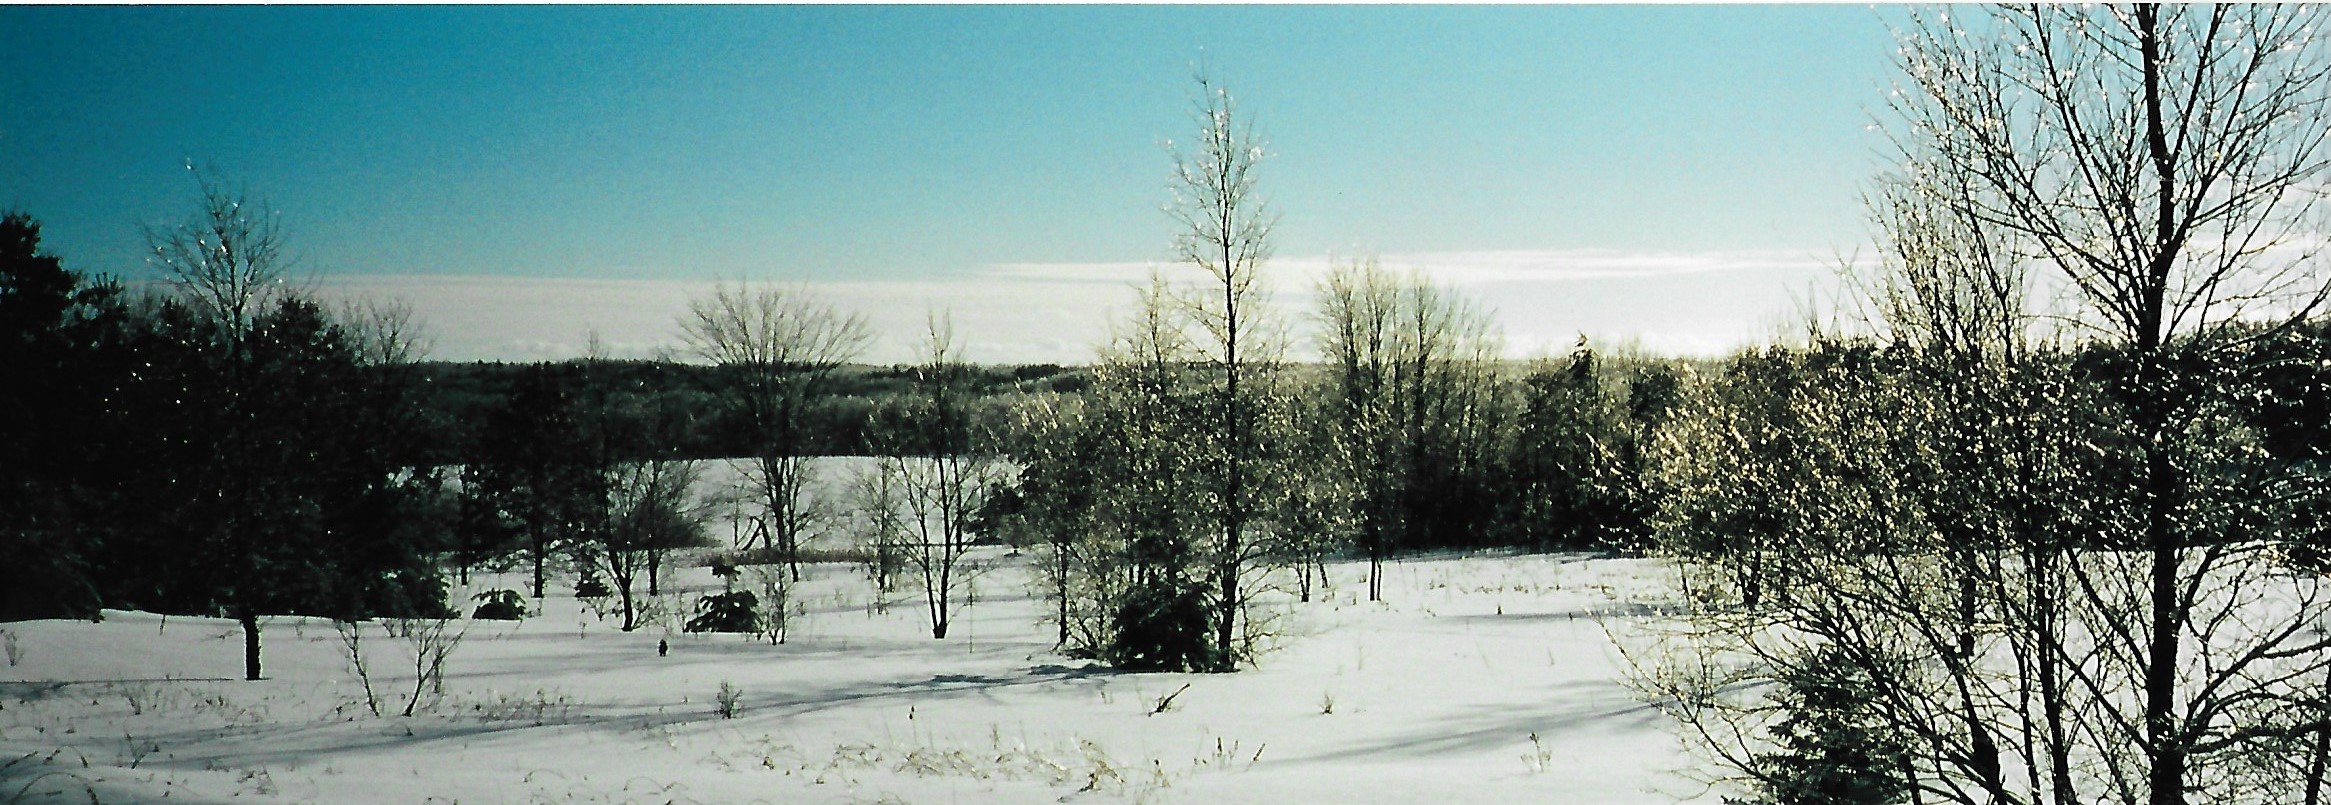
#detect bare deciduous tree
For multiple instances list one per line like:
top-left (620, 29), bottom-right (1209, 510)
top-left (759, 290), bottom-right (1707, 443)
top-left (144, 165), bottom-right (292, 350)
top-left (1170, 72), bottom-right (1286, 671)
top-left (336, 297), bottom-right (431, 366)
top-left (1896, 6), bottom-right (2331, 803)
top-left (886, 314), bottom-right (1003, 639)
top-left (1316, 257), bottom-right (1502, 601)
top-left (680, 282), bottom-right (870, 582)
top-left (1642, 6), bottom-right (2331, 804)
top-left (588, 457), bottom-right (708, 632)
top-left (847, 458), bottom-right (910, 604)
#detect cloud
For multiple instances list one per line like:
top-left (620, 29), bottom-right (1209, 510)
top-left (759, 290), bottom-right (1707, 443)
top-left (307, 274), bottom-right (1140, 366)
top-left (991, 247), bottom-right (1834, 285)
top-left (311, 247), bottom-right (1847, 365)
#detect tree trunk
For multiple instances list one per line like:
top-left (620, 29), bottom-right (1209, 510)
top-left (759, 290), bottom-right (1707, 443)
top-left (618, 573), bottom-right (637, 632)
top-left (1216, 530), bottom-right (1239, 671)
top-left (1365, 539), bottom-right (1378, 602)
top-left (784, 525), bottom-right (801, 583)
top-left (1054, 537), bottom-right (1071, 648)
top-left (1955, 550), bottom-right (1976, 661)
top-left (239, 608), bottom-right (261, 681)
top-left (2144, 450), bottom-right (2185, 805)
top-left (2305, 660), bottom-right (2331, 805)
top-left (531, 529), bottom-right (547, 600)
top-left (2035, 547), bottom-right (2076, 805)
top-left (2135, 12), bottom-right (2187, 803)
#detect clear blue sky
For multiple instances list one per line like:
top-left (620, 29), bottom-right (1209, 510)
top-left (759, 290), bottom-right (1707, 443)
top-left (0, 5), bottom-right (1903, 362)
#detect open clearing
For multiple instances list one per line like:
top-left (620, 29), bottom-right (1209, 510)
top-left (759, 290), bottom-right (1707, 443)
top-left (1, 550), bottom-right (1710, 804)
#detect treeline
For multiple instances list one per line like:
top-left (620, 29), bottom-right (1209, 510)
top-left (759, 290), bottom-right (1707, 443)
top-left (404, 359), bottom-right (1083, 462)
top-left (990, 258), bottom-right (2331, 672)
top-left (0, 198), bottom-right (1082, 678)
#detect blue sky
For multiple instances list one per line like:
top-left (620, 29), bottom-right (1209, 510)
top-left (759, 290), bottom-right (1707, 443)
top-left (0, 5), bottom-right (1901, 363)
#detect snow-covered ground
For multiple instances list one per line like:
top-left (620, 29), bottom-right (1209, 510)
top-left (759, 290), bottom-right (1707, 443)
top-left (2, 550), bottom-right (1714, 804)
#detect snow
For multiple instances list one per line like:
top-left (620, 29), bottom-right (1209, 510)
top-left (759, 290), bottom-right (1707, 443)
top-left (1, 550), bottom-right (1716, 803)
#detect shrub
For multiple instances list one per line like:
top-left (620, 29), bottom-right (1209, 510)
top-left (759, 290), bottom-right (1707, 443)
top-left (1106, 580), bottom-right (1217, 672)
top-left (685, 591), bottom-right (760, 634)
top-left (714, 681), bottom-right (742, 719)
top-left (470, 590), bottom-right (527, 620)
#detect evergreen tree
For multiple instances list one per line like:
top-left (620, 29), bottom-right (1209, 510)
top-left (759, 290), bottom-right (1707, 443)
top-left (95, 295), bottom-right (447, 677)
top-left (464, 364), bottom-right (599, 600)
top-left (1504, 337), bottom-right (1650, 552)
top-left (1739, 648), bottom-right (1914, 805)
top-left (0, 211), bottom-right (127, 621)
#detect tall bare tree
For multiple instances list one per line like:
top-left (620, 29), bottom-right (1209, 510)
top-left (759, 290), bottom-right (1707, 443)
top-left (680, 282), bottom-right (870, 582)
top-left (141, 167), bottom-right (296, 682)
top-left (1170, 73), bottom-right (1285, 671)
top-left (1901, 7), bottom-right (2331, 803)
top-left (887, 314), bottom-right (1002, 639)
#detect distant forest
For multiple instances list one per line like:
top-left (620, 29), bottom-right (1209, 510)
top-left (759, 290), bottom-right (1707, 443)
top-left (401, 359), bottom-right (1089, 462)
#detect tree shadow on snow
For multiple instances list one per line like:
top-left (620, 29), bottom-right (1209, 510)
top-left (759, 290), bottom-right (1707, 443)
top-left (1294, 678), bottom-right (1665, 765)
top-left (649, 660), bottom-right (1123, 727)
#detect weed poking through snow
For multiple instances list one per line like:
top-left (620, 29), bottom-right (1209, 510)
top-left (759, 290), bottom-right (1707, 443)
top-left (1148, 683), bottom-right (1191, 715)
top-left (714, 681), bottom-right (742, 719)
top-left (1522, 731), bottom-right (1552, 773)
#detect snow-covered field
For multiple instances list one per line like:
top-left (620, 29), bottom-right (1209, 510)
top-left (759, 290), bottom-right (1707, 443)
top-left (2, 550), bottom-right (1711, 804)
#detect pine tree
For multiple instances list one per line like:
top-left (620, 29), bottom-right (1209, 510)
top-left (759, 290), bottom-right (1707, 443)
top-left (0, 211), bottom-right (126, 621)
top-left (1741, 648), bottom-right (1914, 805)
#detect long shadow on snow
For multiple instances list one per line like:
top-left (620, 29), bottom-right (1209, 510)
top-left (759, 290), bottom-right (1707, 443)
top-left (0, 678), bottom-right (242, 702)
top-left (1442, 601), bottom-right (1691, 623)
top-left (443, 629), bottom-right (1054, 684)
top-left (1294, 678), bottom-right (1664, 765)
top-left (109, 662), bottom-right (1127, 772)
top-left (638, 661), bottom-right (1124, 728)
